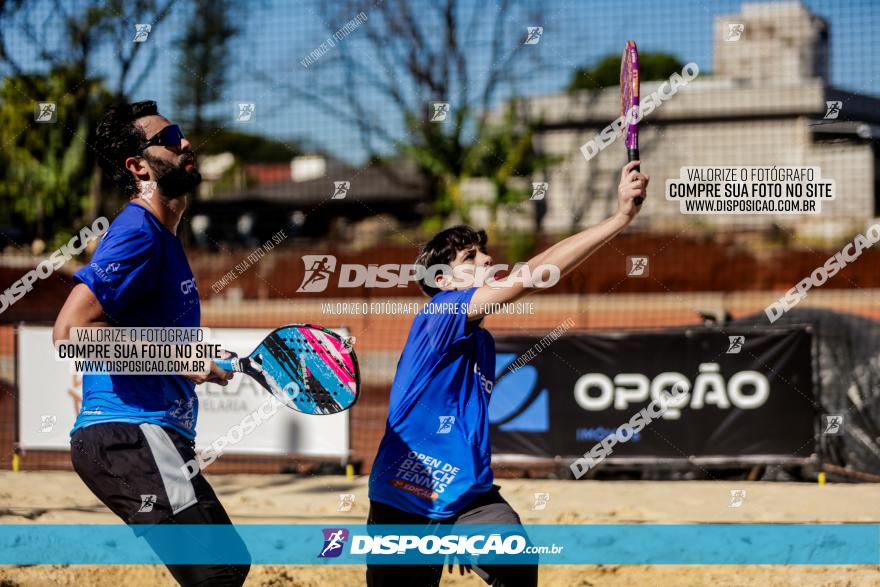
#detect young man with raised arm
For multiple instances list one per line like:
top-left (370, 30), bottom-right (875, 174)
top-left (367, 161), bottom-right (649, 586)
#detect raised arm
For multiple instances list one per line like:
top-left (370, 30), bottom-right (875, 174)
top-left (53, 284), bottom-right (109, 343)
top-left (468, 160), bottom-right (649, 319)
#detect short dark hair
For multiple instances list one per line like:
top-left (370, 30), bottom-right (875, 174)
top-left (94, 100), bottom-right (159, 196)
top-left (415, 225), bottom-right (488, 297)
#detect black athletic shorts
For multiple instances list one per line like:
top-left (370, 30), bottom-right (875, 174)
top-left (366, 485), bottom-right (538, 587)
top-left (71, 422), bottom-right (250, 587)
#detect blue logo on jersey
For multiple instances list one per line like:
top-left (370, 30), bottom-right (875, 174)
top-left (488, 353), bottom-right (549, 432)
top-left (319, 528), bottom-right (348, 558)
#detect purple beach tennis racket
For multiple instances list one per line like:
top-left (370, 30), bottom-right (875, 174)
top-left (621, 39), bottom-right (643, 206)
top-left (214, 324), bottom-right (360, 415)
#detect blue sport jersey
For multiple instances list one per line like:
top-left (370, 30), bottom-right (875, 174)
top-left (70, 203), bottom-right (201, 439)
top-left (369, 287), bottom-right (496, 518)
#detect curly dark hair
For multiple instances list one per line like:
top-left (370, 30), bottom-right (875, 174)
top-left (415, 225), bottom-right (488, 297)
top-left (94, 100), bottom-right (159, 196)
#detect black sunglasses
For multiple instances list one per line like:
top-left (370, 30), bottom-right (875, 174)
top-left (139, 124), bottom-right (185, 152)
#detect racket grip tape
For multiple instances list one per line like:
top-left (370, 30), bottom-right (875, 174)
top-left (628, 148), bottom-right (643, 206)
top-left (214, 357), bottom-right (237, 372)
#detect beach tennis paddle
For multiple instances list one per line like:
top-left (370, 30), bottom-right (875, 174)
top-left (214, 324), bottom-right (359, 415)
top-left (621, 39), bottom-right (642, 206)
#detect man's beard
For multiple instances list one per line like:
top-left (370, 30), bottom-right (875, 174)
top-left (143, 152), bottom-right (202, 198)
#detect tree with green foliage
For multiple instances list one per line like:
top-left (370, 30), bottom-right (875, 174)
top-left (188, 129), bottom-right (300, 163)
top-left (267, 0), bottom-right (552, 228)
top-left (173, 0), bottom-right (242, 138)
top-left (0, 67), bottom-right (115, 244)
top-left (568, 52), bottom-right (684, 92)
top-left (0, 0), bottom-right (179, 243)
top-left (471, 100), bottom-right (560, 240)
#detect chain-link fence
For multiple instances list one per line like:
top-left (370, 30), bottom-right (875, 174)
top-left (1, 0), bottom-right (878, 475)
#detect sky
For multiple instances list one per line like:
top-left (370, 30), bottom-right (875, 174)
top-left (3, 0), bottom-right (878, 164)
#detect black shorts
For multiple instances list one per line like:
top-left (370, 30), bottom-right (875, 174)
top-left (71, 422), bottom-right (250, 587)
top-left (366, 486), bottom-right (538, 587)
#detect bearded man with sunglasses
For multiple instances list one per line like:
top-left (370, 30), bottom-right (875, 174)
top-left (53, 101), bottom-right (250, 586)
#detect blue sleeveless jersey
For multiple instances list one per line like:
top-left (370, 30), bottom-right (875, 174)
top-left (369, 288), bottom-right (496, 519)
top-left (70, 204), bottom-right (201, 439)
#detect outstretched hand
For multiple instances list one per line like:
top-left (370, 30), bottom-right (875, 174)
top-left (617, 160), bottom-right (650, 219)
top-left (183, 350), bottom-right (235, 386)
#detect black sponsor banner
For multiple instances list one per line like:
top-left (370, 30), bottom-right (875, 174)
top-left (490, 327), bottom-right (816, 462)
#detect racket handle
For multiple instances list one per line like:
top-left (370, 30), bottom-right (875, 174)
top-left (628, 148), bottom-right (643, 206)
top-left (214, 357), bottom-right (237, 372)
